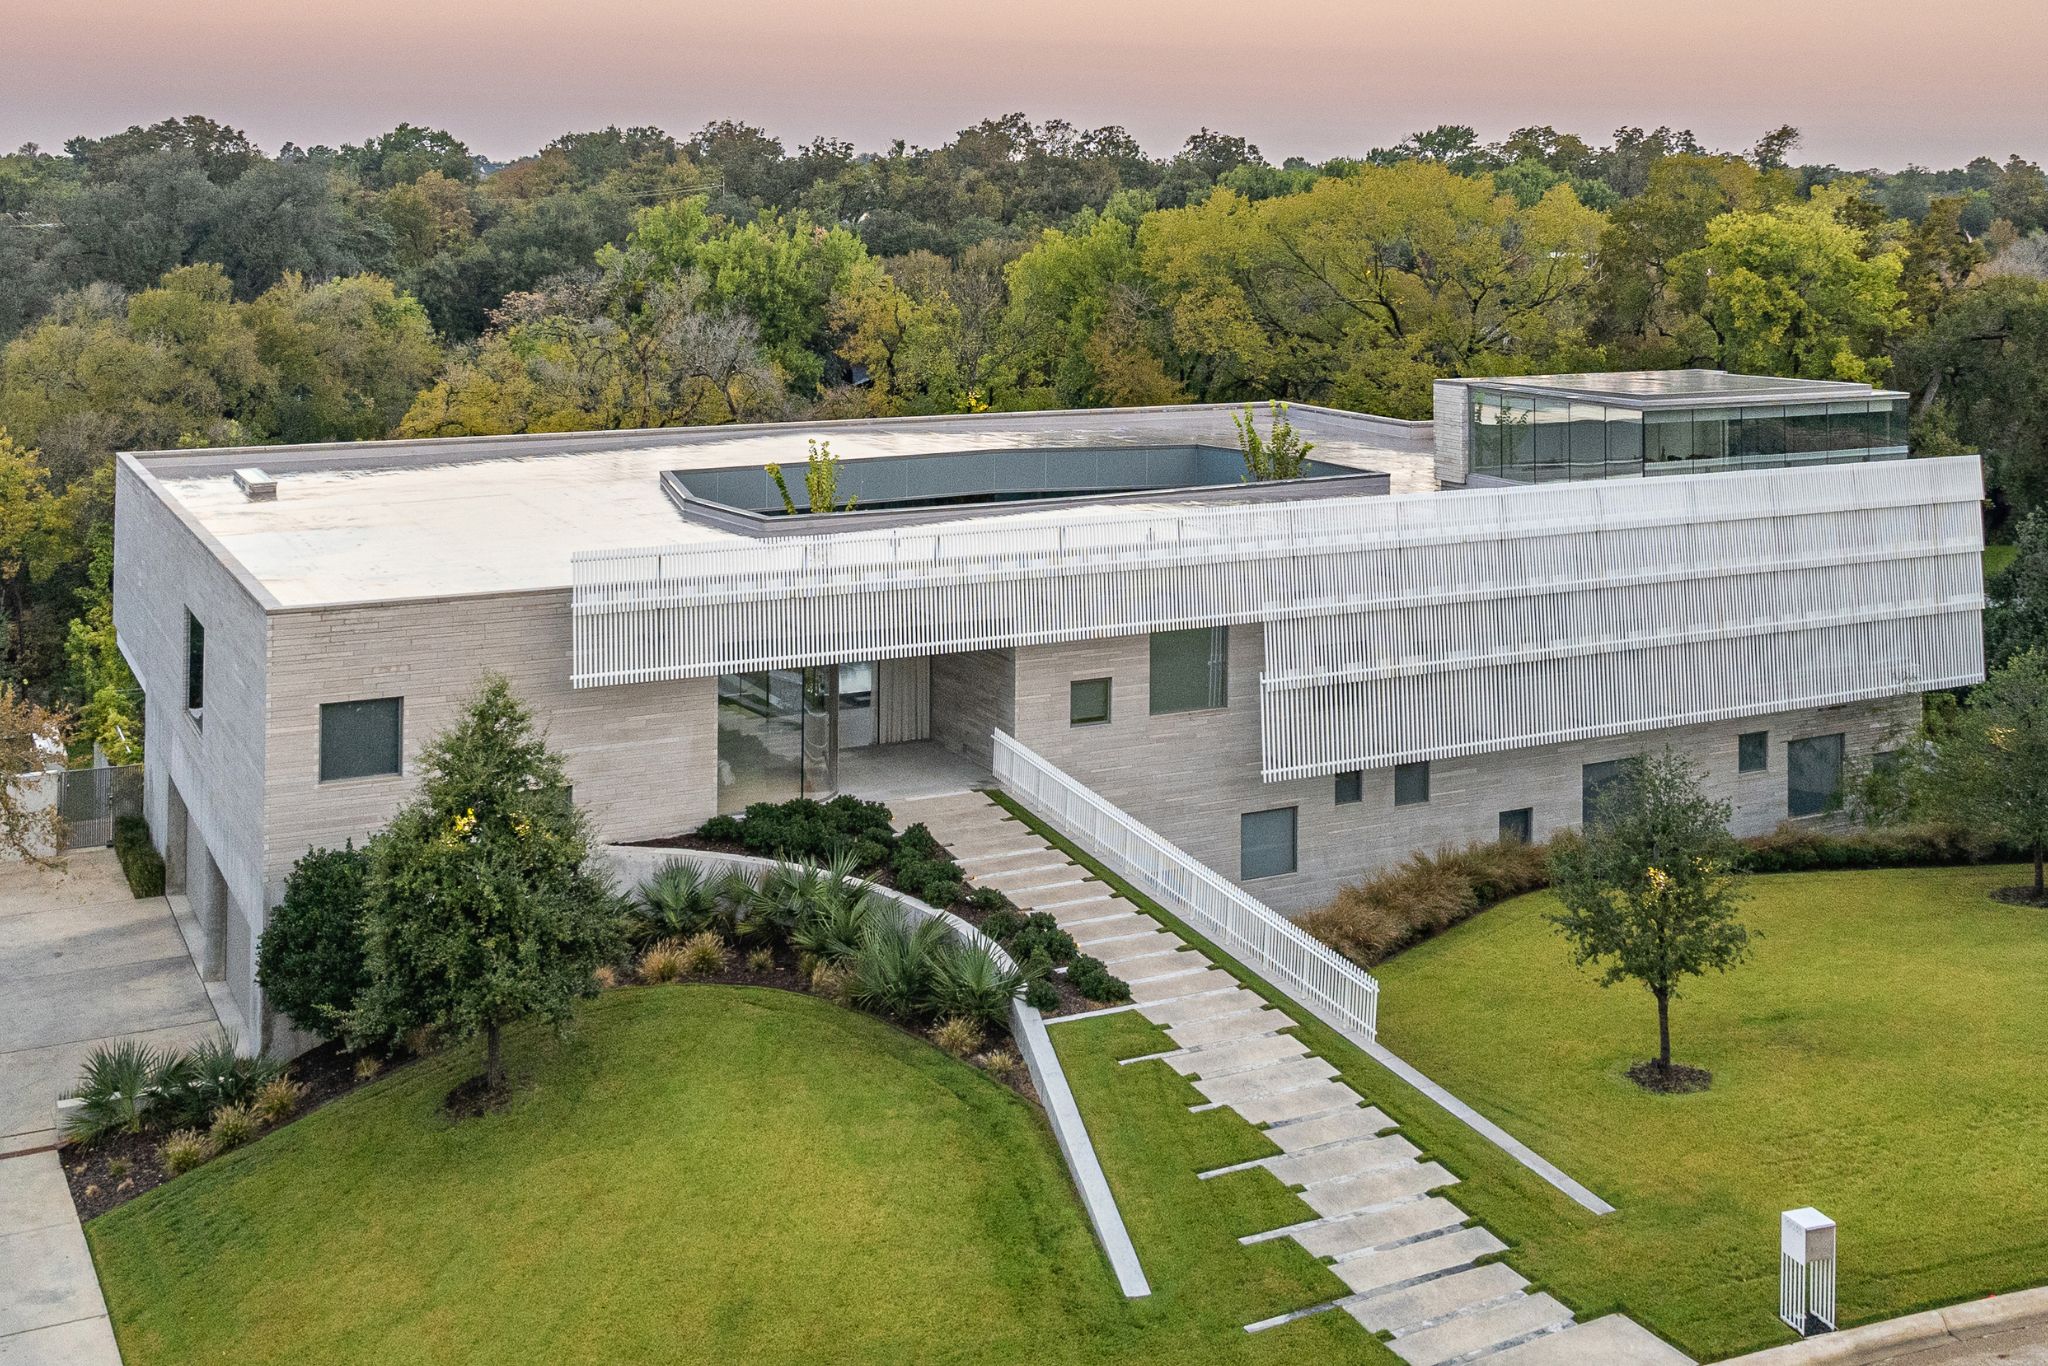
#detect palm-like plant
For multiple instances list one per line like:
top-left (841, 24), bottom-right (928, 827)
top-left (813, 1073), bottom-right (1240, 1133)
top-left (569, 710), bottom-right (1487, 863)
top-left (848, 911), bottom-right (952, 1021)
top-left (633, 859), bottom-right (734, 944)
top-left (927, 940), bottom-right (1027, 1028)
top-left (63, 1041), bottom-right (167, 1143)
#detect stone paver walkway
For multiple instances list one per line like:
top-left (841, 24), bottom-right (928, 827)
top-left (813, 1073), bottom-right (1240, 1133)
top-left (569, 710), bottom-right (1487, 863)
top-left (898, 791), bottom-right (1689, 1366)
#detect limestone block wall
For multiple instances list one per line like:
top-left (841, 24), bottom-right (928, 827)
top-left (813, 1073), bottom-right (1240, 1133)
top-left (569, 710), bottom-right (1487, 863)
top-left (930, 649), bottom-right (1017, 767)
top-left (1009, 627), bottom-right (1919, 913)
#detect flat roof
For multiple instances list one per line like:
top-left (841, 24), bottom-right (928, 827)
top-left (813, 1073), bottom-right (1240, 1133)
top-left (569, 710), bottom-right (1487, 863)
top-left (128, 406), bottom-right (1435, 610)
top-left (1452, 369), bottom-right (1909, 408)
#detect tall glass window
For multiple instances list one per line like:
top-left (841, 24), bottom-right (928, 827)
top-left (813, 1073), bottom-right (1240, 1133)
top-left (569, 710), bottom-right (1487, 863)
top-left (1150, 627), bottom-right (1228, 713)
top-left (717, 670), bottom-right (805, 812)
top-left (1582, 757), bottom-right (1635, 827)
top-left (185, 611), bottom-right (205, 714)
top-left (1394, 761), bottom-right (1431, 806)
top-left (1787, 734), bottom-right (1845, 817)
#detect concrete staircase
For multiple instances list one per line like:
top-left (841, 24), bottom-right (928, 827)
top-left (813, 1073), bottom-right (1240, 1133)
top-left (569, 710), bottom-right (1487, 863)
top-left (896, 791), bottom-right (1689, 1366)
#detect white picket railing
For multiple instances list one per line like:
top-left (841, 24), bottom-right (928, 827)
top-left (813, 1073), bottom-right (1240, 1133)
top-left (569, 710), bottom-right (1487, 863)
top-left (992, 732), bottom-right (1379, 1044)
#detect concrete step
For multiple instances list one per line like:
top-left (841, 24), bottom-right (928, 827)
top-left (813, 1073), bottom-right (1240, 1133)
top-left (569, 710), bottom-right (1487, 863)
top-left (1130, 967), bottom-right (1239, 1006)
top-left (1264, 1106), bottom-right (1396, 1152)
top-left (1331, 1225), bottom-right (1508, 1296)
top-left (1118, 956), bottom-right (1204, 985)
top-left (1263, 1133), bottom-right (1420, 1187)
top-left (1302, 1161), bottom-right (1455, 1219)
top-left (1351, 1261), bottom-right (1529, 1335)
top-left (1010, 884), bottom-right (1112, 912)
top-left (1482, 1314), bottom-right (1691, 1366)
top-left (1191, 1056), bottom-right (1340, 1106)
top-left (1165, 1032), bottom-right (1310, 1079)
top-left (1386, 1292), bottom-right (1574, 1366)
top-left (1163, 1007), bottom-right (1283, 1050)
top-left (1090, 932), bottom-right (1185, 967)
top-left (1044, 898), bottom-right (1122, 925)
top-left (1066, 913), bottom-right (1156, 946)
top-left (1292, 1195), bottom-right (1469, 1260)
top-left (1141, 986), bottom-right (1266, 1029)
top-left (983, 871), bottom-right (1093, 898)
top-left (1227, 1079), bottom-right (1365, 1127)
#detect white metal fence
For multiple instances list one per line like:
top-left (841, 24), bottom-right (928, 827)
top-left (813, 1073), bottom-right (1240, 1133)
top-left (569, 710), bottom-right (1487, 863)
top-left (992, 732), bottom-right (1379, 1043)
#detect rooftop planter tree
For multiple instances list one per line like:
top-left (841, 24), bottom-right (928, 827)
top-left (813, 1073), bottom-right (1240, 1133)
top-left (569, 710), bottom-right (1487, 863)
top-left (767, 438), bottom-right (857, 513)
top-left (1232, 400), bottom-right (1314, 481)
top-left (1546, 750), bottom-right (1752, 1092)
top-left (345, 675), bottom-right (621, 1099)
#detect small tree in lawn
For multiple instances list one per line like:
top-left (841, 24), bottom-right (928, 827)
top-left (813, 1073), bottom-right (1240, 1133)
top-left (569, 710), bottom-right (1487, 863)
top-left (1911, 648), bottom-right (2048, 901)
top-left (345, 675), bottom-right (621, 1097)
top-left (1547, 750), bottom-right (1752, 1090)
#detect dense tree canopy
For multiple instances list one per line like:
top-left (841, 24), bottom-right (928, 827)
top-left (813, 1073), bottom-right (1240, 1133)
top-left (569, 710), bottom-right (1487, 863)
top-left (4, 110), bottom-right (2045, 733)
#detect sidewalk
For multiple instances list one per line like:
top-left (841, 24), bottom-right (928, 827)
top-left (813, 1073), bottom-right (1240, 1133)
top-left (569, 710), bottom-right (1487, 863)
top-left (1725, 1289), bottom-right (2048, 1365)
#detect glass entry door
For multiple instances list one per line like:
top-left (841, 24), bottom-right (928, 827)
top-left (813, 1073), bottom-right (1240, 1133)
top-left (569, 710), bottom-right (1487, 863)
top-left (717, 663), bottom-right (878, 812)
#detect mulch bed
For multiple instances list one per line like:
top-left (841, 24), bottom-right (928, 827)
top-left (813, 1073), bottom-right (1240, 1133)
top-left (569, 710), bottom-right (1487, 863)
top-left (1990, 886), bottom-right (2048, 908)
top-left (1626, 1060), bottom-right (1713, 1094)
top-left (63, 1040), bottom-right (410, 1220)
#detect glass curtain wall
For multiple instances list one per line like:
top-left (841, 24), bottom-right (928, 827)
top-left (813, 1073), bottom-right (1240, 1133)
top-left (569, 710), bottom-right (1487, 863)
top-left (716, 663), bottom-right (879, 812)
top-left (1473, 389), bottom-right (1907, 483)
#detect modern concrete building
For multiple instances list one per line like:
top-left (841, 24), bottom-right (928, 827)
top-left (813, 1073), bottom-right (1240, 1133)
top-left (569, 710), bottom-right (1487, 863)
top-left (112, 372), bottom-right (1984, 1050)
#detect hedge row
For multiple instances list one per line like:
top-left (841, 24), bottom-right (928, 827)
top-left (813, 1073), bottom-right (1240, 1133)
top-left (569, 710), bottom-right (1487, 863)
top-left (113, 814), bottom-right (166, 898)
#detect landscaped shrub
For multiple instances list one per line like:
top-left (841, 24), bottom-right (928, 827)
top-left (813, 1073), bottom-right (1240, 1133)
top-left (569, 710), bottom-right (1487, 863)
top-left (928, 940), bottom-right (1026, 1027)
top-left (745, 947), bottom-right (775, 974)
top-left (1023, 979), bottom-right (1060, 1011)
top-left (1301, 839), bottom-right (1544, 969)
top-left (1737, 823), bottom-right (2025, 872)
top-left (965, 886), bottom-right (1015, 917)
top-left (207, 1102), bottom-right (258, 1150)
top-left (891, 823), bottom-right (966, 906)
top-left (159, 1032), bottom-right (286, 1133)
top-left (678, 931), bottom-right (731, 977)
top-left (251, 1077), bottom-right (309, 1126)
top-left (1067, 954), bottom-right (1132, 1005)
top-left (931, 1016), bottom-right (984, 1059)
top-left (789, 881), bottom-right (884, 967)
top-left (639, 939), bottom-right (686, 984)
top-left (256, 843), bottom-right (371, 1039)
top-left (702, 795), bottom-right (896, 865)
top-left (1006, 913), bottom-right (1078, 967)
top-left (977, 1049), bottom-right (1025, 1085)
top-left (631, 859), bottom-right (734, 945)
top-left (112, 815), bottom-right (165, 898)
top-left (848, 911), bottom-right (952, 1021)
top-left (63, 1041), bottom-right (170, 1143)
top-left (750, 854), bottom-right (865, 945)
top-left (159, 1129), bottom-right (212, 1174)
top-left (978, 907), bottom-right (1026, 943)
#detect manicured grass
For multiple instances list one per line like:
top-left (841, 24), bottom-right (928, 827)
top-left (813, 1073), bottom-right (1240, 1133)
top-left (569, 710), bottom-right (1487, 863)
top-left (1985, 543), bottom-right (2017, 578)
top-left (1372, 865), bottom-right (2048, 1361)
top-left (87, 985), bottom-right (1389, 1365)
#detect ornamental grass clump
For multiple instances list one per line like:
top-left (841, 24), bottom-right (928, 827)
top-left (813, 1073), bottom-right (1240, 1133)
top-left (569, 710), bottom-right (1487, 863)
top-left (1301, 837), bottom-right (1549, 968)
top-left (639, 939), bottom-right (686, 984)
top-left (678, 931), bottom-right (730, 977)
top-left (745, 946), bottom-right (776, 974)
top-left (977, 1049), bottom-right (1025, 1085)
top-left (931, 1016), bottom-right (984, 1059)
top-left (160, 1129), bottom-right (213, 1175)
top-left (207, 1102), bottom-right (259, 1151)
top-left (250, 1077), bottom-right (309, 1126)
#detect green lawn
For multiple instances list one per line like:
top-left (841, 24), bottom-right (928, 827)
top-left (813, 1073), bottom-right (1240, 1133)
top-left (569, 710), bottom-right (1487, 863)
top-left (1985, 543), bottom-right (2017, 578)
top-left (1372, 864), bottom-right (2048, 1361)
top-left (87, 985), bottom-right (1385, 1365)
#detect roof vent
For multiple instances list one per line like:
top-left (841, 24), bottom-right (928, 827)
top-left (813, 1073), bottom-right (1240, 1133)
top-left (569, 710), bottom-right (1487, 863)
top-left (233, 467), bottom-right (277, 501)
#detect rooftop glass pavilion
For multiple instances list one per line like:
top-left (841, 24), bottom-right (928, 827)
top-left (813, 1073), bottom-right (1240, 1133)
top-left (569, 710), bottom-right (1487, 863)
top-left (1460, 370), bottom-right (1910, 484)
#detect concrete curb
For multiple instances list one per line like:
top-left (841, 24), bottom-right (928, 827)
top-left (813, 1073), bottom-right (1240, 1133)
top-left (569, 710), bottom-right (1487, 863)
top-left (1721, 1286), bottom-right (2048, 1363)
top-left (601, 845), bottom-right (1151, 1299)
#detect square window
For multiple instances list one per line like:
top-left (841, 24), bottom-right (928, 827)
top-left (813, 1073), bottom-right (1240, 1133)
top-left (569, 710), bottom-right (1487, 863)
top-left (1240, 807), bottom-right (1297, 880)
top-left (1394, 760), bottom-right (1430, 807)
top-left (1582, 757), bottom-right (1634, 827)
top-left (1787, 733), bottom-right (1845, 817)
top-left (319, 698), bottom-right (405, 782)
top-left (1738, 730), bottom-right (1769, 773)
top-left (1069, 677), bottom-right (1112, 727)
top-left (185, 611), bottom-right (205, 714)
top-left (1499, 807), bottom-right (1533, 844)
top-left (1334, 770), bottom-right (1362, 805)
top-left (1149, 627), bottom-right (1228, 714)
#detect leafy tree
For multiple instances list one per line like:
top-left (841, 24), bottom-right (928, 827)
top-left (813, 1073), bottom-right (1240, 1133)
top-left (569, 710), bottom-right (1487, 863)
top-left (0, 429), bottom-right (85, 678)
top-left (1233, 401), bottom-right (1314, 480)
top-left (338, 124), bottom-right (477, 189)
top-left (1904, 649), bottom-right (2048, 897)
top-left (0, 682), bottom-right (67, 865)
top-left (256, 843), bottom-right (371, 1037)
top-left (1547, 751), bottom-right (1753, 1080)
top-left (62, 525), bottom-right (140, 763)
top-left (346, 675), bottom-right (622, 1092)
top-left (1671, 195), bottom-right (1905, 380)
top-left (1894, 275), bottom-right (2048, 515)
top-left (65, 115), bottom-right (262, 184)
top-left (1987, 511), bottom-right (2048, 668)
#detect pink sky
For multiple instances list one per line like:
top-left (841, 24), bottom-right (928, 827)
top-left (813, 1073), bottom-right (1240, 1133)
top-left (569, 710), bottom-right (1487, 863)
top-left (6, 0), bottom-right (2044, 169)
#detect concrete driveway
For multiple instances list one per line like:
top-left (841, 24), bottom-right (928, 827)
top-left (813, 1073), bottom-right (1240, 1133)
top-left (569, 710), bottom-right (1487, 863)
top-left (1, 847), bottom-right (222, 1364)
